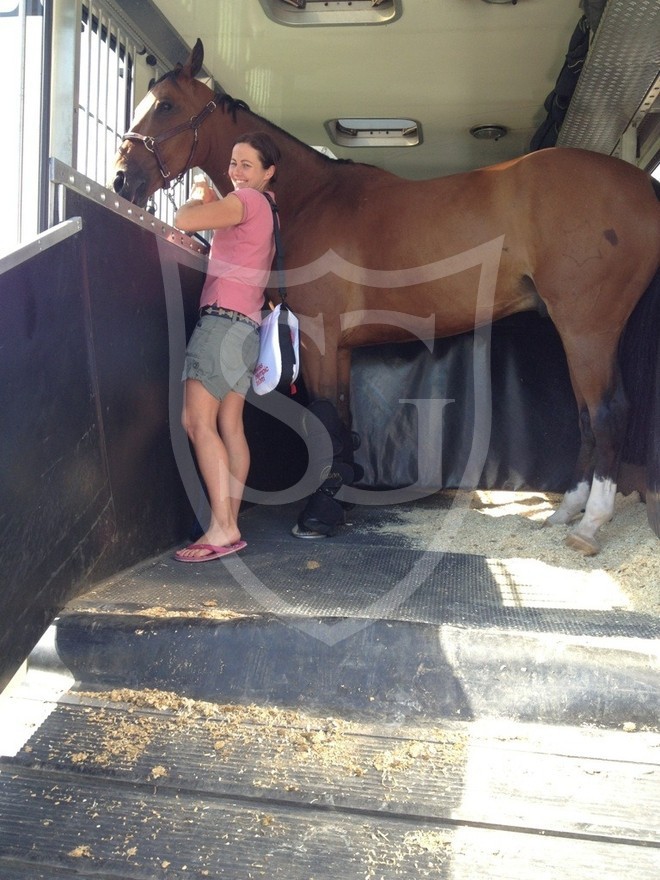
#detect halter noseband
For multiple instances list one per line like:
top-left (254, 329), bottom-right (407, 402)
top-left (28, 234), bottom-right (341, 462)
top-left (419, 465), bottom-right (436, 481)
top-left (121, 95), bottom-right (222, 188)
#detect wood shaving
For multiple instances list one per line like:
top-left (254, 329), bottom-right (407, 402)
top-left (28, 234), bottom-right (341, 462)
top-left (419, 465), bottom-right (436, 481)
top-left (67, 845), bottom-right (93, 859)
top-left (367, 490), bottom-right (659, 615)
top-left (71, 688), bottom-right (467, 790)
top-left (77, 606), bottom-right (251, 622)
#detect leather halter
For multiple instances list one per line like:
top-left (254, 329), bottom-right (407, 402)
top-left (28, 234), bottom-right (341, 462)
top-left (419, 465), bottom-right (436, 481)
top-left (121, 95), bottom-right (221, 188)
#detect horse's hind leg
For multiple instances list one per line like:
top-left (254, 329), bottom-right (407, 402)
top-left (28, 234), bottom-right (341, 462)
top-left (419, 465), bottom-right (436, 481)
top-left (556, 338), bottom-right (628, 555)
top-left (546, 405), bottom-right (594, 525)
top-left (566, 370), bottom-right (628, 554)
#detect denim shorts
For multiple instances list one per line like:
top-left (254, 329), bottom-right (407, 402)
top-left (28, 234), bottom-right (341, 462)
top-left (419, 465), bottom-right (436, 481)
top-left (182, 313), bottom-right (260, 399)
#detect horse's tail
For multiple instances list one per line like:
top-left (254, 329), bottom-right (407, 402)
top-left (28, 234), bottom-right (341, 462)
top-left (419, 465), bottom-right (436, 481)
top-left (650, 315), bottom-right (660, 537)
top-left (619, 202), bottom-right (660, 536)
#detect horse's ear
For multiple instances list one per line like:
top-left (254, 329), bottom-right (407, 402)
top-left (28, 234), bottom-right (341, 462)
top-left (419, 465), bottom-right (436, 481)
top-left (177, 39), bottom-right (204, 80)
top-left (188, 38), bottom-right (204, 78)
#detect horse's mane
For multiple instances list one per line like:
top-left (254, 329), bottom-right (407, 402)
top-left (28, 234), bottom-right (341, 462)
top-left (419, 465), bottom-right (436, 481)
top-left (150, 69), bottom-right (177, 89)
top-left (150, 68), bottom-right (372, 169)
top-left (217, 92), bottom-right (371, 169)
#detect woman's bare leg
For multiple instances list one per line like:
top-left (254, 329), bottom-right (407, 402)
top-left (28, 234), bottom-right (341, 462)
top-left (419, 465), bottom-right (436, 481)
top-left (178, 379), bottom-right (243, 558)
top-left (217, 390), bottom-right (250, 522)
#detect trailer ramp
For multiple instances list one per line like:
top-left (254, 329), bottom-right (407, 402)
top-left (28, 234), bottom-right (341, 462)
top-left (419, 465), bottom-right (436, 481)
top-left (1, 495), bottom-right (658, 879)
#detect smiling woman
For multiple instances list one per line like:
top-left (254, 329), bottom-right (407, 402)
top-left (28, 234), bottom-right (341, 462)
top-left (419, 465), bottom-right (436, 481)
top-left (168, 132), bottom-right (280, 563)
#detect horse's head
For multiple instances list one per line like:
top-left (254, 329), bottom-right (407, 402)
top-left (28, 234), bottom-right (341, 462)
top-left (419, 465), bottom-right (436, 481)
top-left (111, 38), bottom-right (214, 206)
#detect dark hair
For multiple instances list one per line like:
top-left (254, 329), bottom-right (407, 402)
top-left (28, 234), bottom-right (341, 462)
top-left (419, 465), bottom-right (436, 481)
top-left (234, 132), bottom-right (281, 183)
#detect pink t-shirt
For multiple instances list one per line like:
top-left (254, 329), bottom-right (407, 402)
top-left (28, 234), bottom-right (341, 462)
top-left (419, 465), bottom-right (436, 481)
top-left (199, 188), bottom-right (275, 323)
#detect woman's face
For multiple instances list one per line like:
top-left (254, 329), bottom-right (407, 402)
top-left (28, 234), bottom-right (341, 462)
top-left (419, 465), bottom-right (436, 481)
top-left (229, 143), bottom-right (274, 192)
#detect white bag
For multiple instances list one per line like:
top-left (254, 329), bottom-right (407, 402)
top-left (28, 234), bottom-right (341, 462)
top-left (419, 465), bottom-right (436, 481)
top-left (251, 302), bottom-right (300, 395)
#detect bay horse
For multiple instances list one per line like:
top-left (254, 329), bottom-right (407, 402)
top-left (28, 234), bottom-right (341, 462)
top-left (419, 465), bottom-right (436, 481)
top-left (112, 39), bottom-right (660, 556)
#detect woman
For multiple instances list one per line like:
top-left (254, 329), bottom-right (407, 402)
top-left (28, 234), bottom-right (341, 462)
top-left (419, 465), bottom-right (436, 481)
top-left (173, 132), bottom-right (281, 562)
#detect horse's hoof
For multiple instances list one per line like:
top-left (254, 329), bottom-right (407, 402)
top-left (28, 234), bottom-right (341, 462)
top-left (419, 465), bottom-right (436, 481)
top-left (565, 530), bottom-right (600, 556)
top-left (291, 523), bottom-right (329, 539)
top-left (546, 508), bottom-right (580, 526)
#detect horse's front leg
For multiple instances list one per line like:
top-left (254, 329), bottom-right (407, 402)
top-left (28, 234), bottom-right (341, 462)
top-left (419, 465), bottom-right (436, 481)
top-left (300, 328), bottom-right (349, 418)
top-left (294, 344), bottom-right (358, 538)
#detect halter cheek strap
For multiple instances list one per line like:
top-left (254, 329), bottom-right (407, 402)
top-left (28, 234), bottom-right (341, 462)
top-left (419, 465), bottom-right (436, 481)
top-left (121, 97), bottom-right (220, 188)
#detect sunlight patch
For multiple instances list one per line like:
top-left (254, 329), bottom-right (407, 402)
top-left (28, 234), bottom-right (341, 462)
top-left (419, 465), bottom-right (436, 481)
top-left (487, 556), bottom-right (632, 611)
top-left (474, 490), bottom-right (554, 521)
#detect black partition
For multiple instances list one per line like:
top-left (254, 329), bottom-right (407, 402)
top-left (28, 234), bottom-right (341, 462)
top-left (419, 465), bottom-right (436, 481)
top-left (62, 190), bottom-right (203, 552)
top-left (0, 223), bottom-right (112, 687)
top-left (0, 187), bottom-right (205, 690)
top-left (350, 313), bottom-right (580, 493)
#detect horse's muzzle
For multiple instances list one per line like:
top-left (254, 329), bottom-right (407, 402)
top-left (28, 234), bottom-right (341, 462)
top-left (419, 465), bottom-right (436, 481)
top-left (112, 169), bottom-right (126, 195)
top-left (111, 168), bottom-right (148, 207)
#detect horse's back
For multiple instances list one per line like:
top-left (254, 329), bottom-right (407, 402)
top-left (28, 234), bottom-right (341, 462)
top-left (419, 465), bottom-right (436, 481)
top-left (337, 147), bottom-right (659, 264)
top-left (508, 149), bottom-right (660, 297)
top-left (287, 147), bottom-right (660, 343)
top-left (515, 147), bottom-right (659, 232)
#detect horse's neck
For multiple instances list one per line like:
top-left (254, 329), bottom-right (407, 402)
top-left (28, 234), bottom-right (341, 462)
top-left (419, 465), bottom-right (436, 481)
top-left (196, 133), bottom-right (234, 195)
top-left (199, 107), bottom-right (335, 213)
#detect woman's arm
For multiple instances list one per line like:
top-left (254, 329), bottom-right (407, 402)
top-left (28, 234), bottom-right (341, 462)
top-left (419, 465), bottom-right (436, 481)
top-left (174, 181), bottom-right (244, 232)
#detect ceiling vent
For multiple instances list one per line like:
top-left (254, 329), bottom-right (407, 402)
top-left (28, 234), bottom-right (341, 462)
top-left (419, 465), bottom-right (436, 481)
top-left (259, 0), bottom-right (402, 27)
top-left (327, 118), bottom-right (421, 148)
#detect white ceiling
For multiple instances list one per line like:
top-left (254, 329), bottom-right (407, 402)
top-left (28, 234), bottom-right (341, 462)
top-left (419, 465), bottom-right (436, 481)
top-left (154, 0), bottom-right (585, 178)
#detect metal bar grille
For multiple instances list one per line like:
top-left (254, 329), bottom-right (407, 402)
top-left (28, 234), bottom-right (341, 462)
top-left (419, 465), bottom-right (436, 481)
top-left (1, 1), bottom-right (46, 256)
top-left (76, 2), bottom-right (192, 226)
top-left (16, 1), bottom-right (27, 243)
top-left (78, 3), bottom-right (141, 188)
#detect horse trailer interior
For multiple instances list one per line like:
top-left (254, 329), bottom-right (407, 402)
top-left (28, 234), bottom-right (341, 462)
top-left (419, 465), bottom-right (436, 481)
top-left (1, 1), bottom-right (659, 877)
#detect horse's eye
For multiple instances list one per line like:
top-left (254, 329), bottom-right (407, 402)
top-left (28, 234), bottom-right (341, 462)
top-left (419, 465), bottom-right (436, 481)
top-left (156, 100), bottom-right (173, 113)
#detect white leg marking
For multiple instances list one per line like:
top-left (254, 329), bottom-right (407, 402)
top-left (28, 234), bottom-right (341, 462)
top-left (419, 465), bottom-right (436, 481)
top-left (546, 480), bottom-right (590, 525)
top-left (566, 477), bottom-right (617, 555)
top-left (575, 477), bottom-right (617, 535)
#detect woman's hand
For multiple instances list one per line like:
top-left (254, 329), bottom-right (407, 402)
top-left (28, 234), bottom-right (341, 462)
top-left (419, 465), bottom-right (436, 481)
top-left (190, 180), bottom-right (218, 204)
top-left (174, 181), bottom-right (243, 233)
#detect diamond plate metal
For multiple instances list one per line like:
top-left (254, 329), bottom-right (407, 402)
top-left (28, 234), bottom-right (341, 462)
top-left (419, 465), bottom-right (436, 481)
top-left (557, 0), bottom-right (660, 156)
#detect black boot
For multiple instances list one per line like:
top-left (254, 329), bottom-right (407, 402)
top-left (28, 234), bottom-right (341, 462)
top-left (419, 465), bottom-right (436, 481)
top-left (296, 462), bottom-right (355, 537)
top-left (293, 399), bottom-right (359, 538)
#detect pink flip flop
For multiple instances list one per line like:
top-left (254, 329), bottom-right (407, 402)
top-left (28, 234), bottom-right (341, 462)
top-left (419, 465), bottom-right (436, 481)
top-left (174, 540), bottom-right (247, 563)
